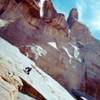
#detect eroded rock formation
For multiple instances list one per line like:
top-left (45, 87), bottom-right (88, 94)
top-left (0, 0), bottom-right (100, 100)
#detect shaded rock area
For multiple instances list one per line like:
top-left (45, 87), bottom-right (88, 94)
top-left (0, 0), bottom-right (100, 100)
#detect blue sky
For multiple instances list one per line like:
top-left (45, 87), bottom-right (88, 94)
top-left (52, 0), bottom-right (100, 40)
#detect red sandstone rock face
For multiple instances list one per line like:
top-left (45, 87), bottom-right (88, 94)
top-left (0, 0), bottom-right (100, 99)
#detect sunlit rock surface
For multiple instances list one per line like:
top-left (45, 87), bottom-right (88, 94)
top-left (0, 0), bottom-right (100, 99)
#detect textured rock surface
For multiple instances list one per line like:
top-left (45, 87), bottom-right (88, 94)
top-left (0, 37), bottom-right (75, 100)
top-left (0, 0), bottom-right (100, 100)
top-left (0, 77), bottom-right (18, 100)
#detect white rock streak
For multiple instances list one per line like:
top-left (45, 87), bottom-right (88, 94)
top-left (81, 97), bottom-right (88, 100)
top-left (48, 42), bottom-right (58, 50)
top-left (69, 43), bottom-right (79, 58)
top-left (0, 19), bottom-right (9, 27)
top-left (38, 0), bottom-right (45, 17)
top-left (63, 42), bottom-right (81, 65)
top-left (0, 19), bottom-right (15, 28)
top-left (27, 44), bottom-right (47, 60)
top-left (69, 43), bottom-right (81, 62)
top-left (63, 46), bottom-right (73, 63)
top-left (0, 38), bottom-right (75, 100)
